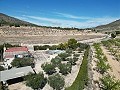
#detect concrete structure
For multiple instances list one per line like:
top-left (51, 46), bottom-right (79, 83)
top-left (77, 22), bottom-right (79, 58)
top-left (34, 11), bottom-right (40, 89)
top-left (0, 66), bottom-right (34, 83)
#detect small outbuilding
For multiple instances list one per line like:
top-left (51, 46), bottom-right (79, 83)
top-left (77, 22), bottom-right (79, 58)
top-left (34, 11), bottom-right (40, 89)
top-left (0, 66), bottom-right (34, 84)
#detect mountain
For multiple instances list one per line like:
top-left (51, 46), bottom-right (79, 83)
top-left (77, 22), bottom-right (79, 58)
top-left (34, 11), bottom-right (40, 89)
top-left (0, 13), bottom-right (38, 27)
top-left (95, 19), bottom-right (120, 31)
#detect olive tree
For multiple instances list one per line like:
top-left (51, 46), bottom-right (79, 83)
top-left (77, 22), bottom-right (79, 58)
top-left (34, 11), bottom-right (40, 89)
top-left (25, 72), bottom-right (47, 89)
top-left (59, 63), bottom-right (72, 75)
top-left (11, 58), bottom-right (34, 68)
top-left (48, 73), bottom-right (65, 90)
top-left (41, 63), bottom-right (56, 75)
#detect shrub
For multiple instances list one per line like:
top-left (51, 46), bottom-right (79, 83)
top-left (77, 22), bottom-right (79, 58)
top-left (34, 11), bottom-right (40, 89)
top-left (59, 63), bottom-right (72, 75)
top-left (58, 53), bottom-right (70, 61)
top-left (41, 63), bottom-right (56, 75)
top-left (48, 73), bottom-right (65, 90)
top-left (51, 56), bottom-right (62, 66)
top-left (0, 66), bottom-right (4, 71)
top-left (25, 72), bottom-right (47, 89)
top-left (11, 58), bottom-right (34, 68)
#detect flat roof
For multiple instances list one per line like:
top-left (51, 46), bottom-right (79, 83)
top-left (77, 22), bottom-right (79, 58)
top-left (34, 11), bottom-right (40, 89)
top-left (0, 66), bottom-right (34, 81)
top-left (5, 46), bottom-right (28, 52)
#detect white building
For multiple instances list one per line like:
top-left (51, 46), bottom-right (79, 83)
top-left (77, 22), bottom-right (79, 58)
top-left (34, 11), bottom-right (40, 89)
top-left (3, 46), bottom-right (29, 68)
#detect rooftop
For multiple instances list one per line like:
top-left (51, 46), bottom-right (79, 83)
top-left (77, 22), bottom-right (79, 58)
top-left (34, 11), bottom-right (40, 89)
top-left (0, 66), bottom-right (34, 81)
top-left (5, 46), bottom-right (28, 52)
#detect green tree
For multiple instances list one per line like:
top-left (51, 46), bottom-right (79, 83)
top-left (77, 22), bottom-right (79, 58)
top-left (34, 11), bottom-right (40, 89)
top-left (51, 56), bottom-right (62, 66)
top-left (41, 63), bottom-right (56, 75)
top-left (68, 39), bottom-right (77, 49)
top-left (48, 73), bottom-right (65, 90)
top-left (59, 63), bottom-right (72, 75)
top-left (0, 66), bottom-right (4, 71)
top-left (58, 53), bottom-right (70, 61)
top-left (68, 57), bottom-right (78, 65)
top-left (111, 33), bottom-right (116, 38)
top-left (11, 58), bottom-right (34, 68)
top-left (100, 75), bottom-right (120, 90)
top-left (25, 72), bottom-right (47, 89)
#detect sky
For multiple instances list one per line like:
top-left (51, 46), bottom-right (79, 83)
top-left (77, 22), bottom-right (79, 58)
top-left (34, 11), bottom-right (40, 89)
top-left (0, 0), bottom-right (120, 28)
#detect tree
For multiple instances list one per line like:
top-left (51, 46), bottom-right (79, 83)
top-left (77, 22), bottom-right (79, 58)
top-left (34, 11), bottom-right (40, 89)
top-left (111, 33), bottom-right (116, 38)
top-left (41, 63), bottom-right (56, 75)
top-left (11, 58), bottom-right (34, 68)
top-left (0, 66), bottom-right (4, 71)
top-left (58, 53), bottom-right (70, 61)
top-left (100, 75), bottom-right (120, 90)
top-left (59, 63), bottom-right (72, 75)
top-left (51, 56), bottom-right (62, 66)
top-left (25, 72), bottom-right (47, 89)
top-left (68, 39), bottom-right (77, 49)
top-left (68, 57), bottom-right (78, 65)
top-left (48, 73), bottom-right (65, 90)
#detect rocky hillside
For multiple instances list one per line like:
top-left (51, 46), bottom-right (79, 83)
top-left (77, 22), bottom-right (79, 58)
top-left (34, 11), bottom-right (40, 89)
top-left (95, 19), bottom-right (120, 31)
top-left (0, 13), bottom-right (38, 27)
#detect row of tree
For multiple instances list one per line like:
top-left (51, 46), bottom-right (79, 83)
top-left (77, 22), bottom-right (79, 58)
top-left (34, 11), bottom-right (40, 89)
top-left (102, 39), bottom-right (120, 61)
top-left (34, 38), bottom-right (88, 51)
top-left (93, 43), bottom-right (120, 90)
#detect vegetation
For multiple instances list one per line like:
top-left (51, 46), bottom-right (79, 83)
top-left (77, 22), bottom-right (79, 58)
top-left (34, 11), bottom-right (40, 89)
top-left (59, 63), bottom-right (72, 75)
top-left (41, 63), bottom-right (56, 75)
top-left (101, 39), bottom-right (120, 61)
top-left (66, 46), bottom-right (89, 90)
top-left (25, 72), bottom-right (47, 89)
top-left (51, 56), bottom-right (62, 67)
top-left (93, 43), bottom-right (110, 74)
top-left (100, 75), bottom-right (120, 90)
top-left (11, 58), bottom-right (34, 68)
top-left (68, 57), bottom-right (79, 65)
top-left (48, 73), bottom-right (65, 90)
top-left (111, 33), bottom-right (116, 38)
top-left (58, 53), bottom-right (70, 61)
top-left (68, 38), bottom-right (77, 49)
top-left (0, 66), bottom-right (4, 71)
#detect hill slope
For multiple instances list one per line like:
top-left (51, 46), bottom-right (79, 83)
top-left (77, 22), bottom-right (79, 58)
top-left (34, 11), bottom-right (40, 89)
top-left (0, 13), bottom-right (38, 26)
top-left (95, 19), bottom-right (120, 31)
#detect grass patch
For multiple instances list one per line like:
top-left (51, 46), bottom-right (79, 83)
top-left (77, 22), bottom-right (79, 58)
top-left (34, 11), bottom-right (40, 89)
top-left (65, 46), bottom-right (89, 90)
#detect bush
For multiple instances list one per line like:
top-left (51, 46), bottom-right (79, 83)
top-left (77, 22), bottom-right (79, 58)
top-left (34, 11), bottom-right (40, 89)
top-left (25, 72), bottom-right (47, 89)
top-left (41, 63), bottom-right (56, 75)
top-left (48, 73), bottom-right (65, 90)
top-left (59, 63), bottom-right (72, 75)
top-left (51, 56), bottom-right (62, 66)
top-left (0, 66), bottom-right (4, 71)
top-left (58, 53), bottom-right (70, 61)
top-left (11, 58), bottom-right (34, 68)
top-left (68, 57), bottom-right (78, 65)
top-left (111, 33), bottom-right (116, 38)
